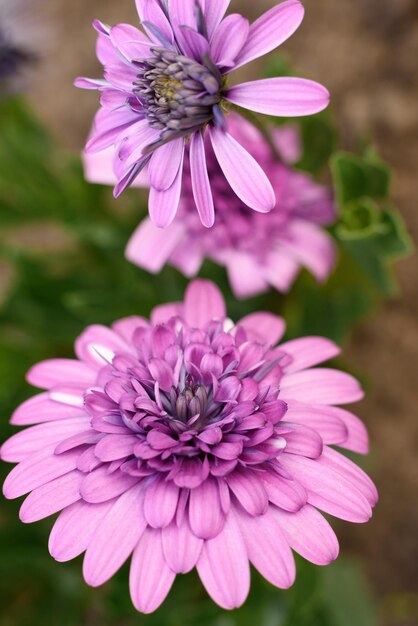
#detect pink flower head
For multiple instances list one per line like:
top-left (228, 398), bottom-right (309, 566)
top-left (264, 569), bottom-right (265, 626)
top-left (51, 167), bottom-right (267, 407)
top-left (2, 280), bottom-right (377, 613)
top-left (125, 118), bottom-right (337, 298)
top-left (76, 0), bottom-right (330, 228)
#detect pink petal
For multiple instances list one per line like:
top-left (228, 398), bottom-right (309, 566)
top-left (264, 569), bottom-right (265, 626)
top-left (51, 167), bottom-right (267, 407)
top-left (151, 302), bottom-right (183, 325)
top-left (149, 158), bottom-right (184, 228)
top-left (109, 23), bottom-right (152, 61)
top-left (205, 0), bottom-right (231, 38)
top-left (226, 78), bottom-right (330, 117)
top-left (226, 469), bottom-right (269, 516)
top-left (280, 368), bottom-right (364, 405)
top-left (225, 251), bottom-right (269, 299)
top-left (279, 454), bottom-right (373, 523)
top-left (112, 316), bottom-right (150, 343)
top-left (189, 131), bottom-right (215, 227)
top-left (161, 519), bottom-right (203, 573)
top-left (234, 0), bottom-right (305, 69)
top-left (281, 337), bottom-right (341, 374)
top-left (135, 0), bottom-right (174, 44)
top-left (262, 471), bottom-right (307, 512)
top-left (27, 359), bottom-right (96, 389)
top-left (238, 312), bottom-right (286, 345)
top-left (10, 392), bottom-right (85, 426)
top-left (321, 405), bottom-right (369, 454)
top-left (129, 527), bottom-right (176, 614)
top-left (237, 507), bottom-right (296, 588)
top-left (94, 434), bottom-right (138, 462)
top-left (271, 504), bottom-right (340, 565)
top-left (126, 218), bottom-right (186, 273)
top-left (184, 279), bottom-right (226, 327)
top-left (168, 0), bottom-right (197, 29)
top-left (285, 402), bottom-right (348, 446)
top-left (197, 511), bottom-right (250, 610)
top-left (209, 126), bottom-right (276, 213)
top-left (189, 477), bottom-right (225, 539)
top-left (263, 247), bottom-right (300, 292)
top-left (1, 417), bottom-right (91, 463)
top-left (143, 476), bottom-right (179, 528)
top-left (80, 466), bottom-right (139, 503)
top-left (75, 324), bottom-right (132, 368)
top-left (281, 220), bottom-right (336, 281)
top-left (282, 424), bottom-right (323, 459)
top-left (319, 446), bottom-right (378, 506)
top-left (148, 139), bottom-right (184, 191)
top-left (210, 14), bottom-right (249, 67)
top-left (3, 449), bottom-right (80, 499)
top-left (83, 485), bottom-right (147, 586)
top-left (19, 471), bottom-right (83, 523)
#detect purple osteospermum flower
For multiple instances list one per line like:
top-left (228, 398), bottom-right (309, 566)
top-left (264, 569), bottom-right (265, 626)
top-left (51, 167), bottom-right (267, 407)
top-left (75, 0), bottom-right (330, 228)
top-left (123, 117), bottom-right (337, 298)
top-left (2, 280), bottom-right (377, 613)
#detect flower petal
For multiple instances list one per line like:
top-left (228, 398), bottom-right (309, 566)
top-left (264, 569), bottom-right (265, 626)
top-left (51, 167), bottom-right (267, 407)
top-left (148, 138), bottom-right (184, 191)
top-left (189, 476), bottom-right (225, 539)
top-left (281, 337), bottom-right (341, 374)
top-left (237, 506), bottom-right (296, 588)
top-left (210, 14), bottom-right (249, 67)
top-left (189, 131), bottom-right (215, 227)
top-left (209, 126), bottom-right (276, 213)
top-left (162, 519), bottom-right (203, 573)
top-left (280, 368), bottom-right (364, 405)
top-left (205, 0), bottom-right (231, 38)
top-left (197, 510), bottom-right (250, 610)
top-left (49, 500), bottom-right (114, 562)
top-left (130, 527), bottom-right (176, 614)
top-left (19, 471), bottom-right (83, 523)
top-left (271, 504), bottom-right (340, 565)
top-left (234, 0), bottom-right (305, 69)
top-left (238, 312), bottom-right (286, 345)
top-left (226, 469), bottom-right (269, 516)
top-left (126, 218), bottom-right (186, 273)
top-left (184, 279), bottom-right (226, 327)
top-left (83, 485), bottom-right (146, 586)
top-left (280, 454), bottom-right (373, 523)
top-left (27, 359), bottom-right (96, 389)
top-left (3, 449), bottom-right (80, 499)
top-left (226, 78), bottom-right (330, 117)
top-left (143, 476), bottom-right (179, 528)
top-left (10, 392), bottom-right (84, 426)
top-left (149, 156), bottom-right (184, 228)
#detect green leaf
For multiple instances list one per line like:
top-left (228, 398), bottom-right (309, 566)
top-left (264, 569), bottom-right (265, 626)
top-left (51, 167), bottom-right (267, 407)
top-left (331, 151), bottom-right (391, 206)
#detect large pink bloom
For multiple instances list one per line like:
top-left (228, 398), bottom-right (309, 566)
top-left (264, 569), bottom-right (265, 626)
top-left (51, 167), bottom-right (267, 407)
top-left (125, 118), bottom-right (337, 298)
top-left (2, 280), bottom-right (376, 613)
top-left (76, 0), bottom-right (329, 227)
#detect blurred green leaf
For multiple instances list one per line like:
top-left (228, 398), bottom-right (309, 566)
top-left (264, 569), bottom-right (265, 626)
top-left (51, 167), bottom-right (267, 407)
top-left (331, 151), bottom-right (391, 205)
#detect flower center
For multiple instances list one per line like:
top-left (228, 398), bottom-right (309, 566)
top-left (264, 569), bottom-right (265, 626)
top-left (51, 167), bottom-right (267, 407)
top-left (134, 47), bottom-right (223, 148)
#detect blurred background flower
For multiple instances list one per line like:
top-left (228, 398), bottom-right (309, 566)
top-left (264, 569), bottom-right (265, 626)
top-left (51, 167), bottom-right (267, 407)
top-left (0, 1), bottom-right (417, 626)
top-left (124, 118), bottom-right (337, 298)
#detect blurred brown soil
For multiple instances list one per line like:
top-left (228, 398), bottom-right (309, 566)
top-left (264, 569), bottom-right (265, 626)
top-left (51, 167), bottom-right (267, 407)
top-left (5, 0), bottom-right (418, 624)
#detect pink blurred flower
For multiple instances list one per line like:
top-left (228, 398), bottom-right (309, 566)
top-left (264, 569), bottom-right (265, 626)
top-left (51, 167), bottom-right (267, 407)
top-left (2, 280), bottom-right (376, 613)
top-left (125, 118), bottom-right (337, 298)
top-left (76, 0), bottom-right (329, 227)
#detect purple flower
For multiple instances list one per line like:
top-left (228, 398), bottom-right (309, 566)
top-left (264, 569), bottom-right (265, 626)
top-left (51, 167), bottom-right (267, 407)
top-left (2, 280), bottom-right (376, 613)
top-left (123, 118), bottom-right (337, 298)
top-left (76, 0), bottom-right (330, 227)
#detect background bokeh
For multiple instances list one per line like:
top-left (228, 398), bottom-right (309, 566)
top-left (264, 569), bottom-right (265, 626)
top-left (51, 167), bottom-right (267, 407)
top-left (1, 1), bottom-right (417, 625)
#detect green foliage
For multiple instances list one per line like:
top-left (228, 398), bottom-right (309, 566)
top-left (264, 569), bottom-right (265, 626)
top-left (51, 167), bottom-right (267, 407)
top-left (331, 151), bottom-right (413, 295)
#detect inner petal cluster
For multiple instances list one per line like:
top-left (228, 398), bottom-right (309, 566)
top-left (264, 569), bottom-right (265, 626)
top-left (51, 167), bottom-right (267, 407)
top-left (83, 318), bottom-right (288, 489)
